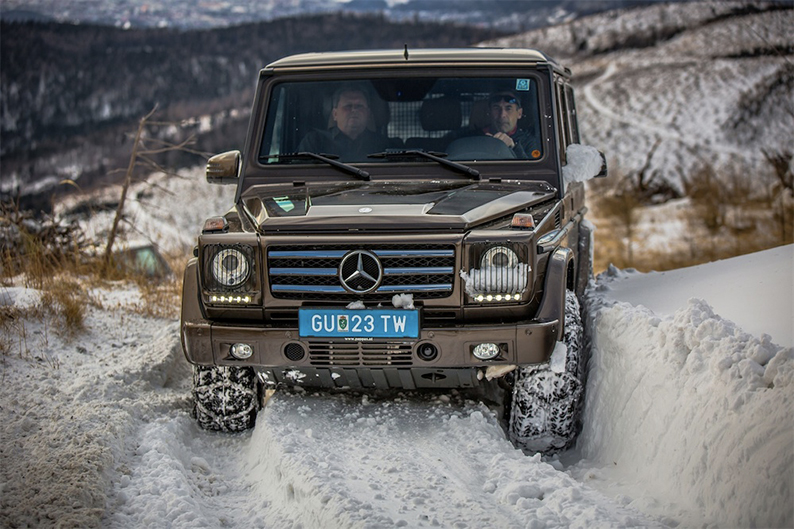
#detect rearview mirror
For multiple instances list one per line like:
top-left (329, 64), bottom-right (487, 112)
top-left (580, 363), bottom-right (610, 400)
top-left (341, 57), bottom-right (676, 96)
top-left (206, 150), bottom-right (241, 185)
top-left (596, 151), bottom-right (608, 178)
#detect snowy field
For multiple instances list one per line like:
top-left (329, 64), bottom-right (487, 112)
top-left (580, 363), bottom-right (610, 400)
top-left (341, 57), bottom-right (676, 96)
top-left (1, 241), bottom-right (791, 528)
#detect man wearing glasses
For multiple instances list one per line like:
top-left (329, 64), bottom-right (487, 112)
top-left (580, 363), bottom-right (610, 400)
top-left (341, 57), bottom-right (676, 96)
top-left (298, 85), bottom-right (398, 161)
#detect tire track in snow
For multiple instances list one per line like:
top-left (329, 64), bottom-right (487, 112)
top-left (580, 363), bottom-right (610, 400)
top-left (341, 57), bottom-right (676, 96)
top-left (101, 329), bottom-right (662, 527)
top-left (242, 391), bottom-right (663, 528)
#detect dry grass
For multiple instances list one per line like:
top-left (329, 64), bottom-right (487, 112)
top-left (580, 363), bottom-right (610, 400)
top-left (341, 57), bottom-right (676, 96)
top-left (588, 159), bottom-right (793, 274)
top-left (2, 200), bottom-right (190, 352)
top-left (40, 280), bottom-right (87, 335)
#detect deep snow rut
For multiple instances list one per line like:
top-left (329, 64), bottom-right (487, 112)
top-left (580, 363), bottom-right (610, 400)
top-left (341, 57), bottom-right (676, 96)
top-left (242, 392), bottom-right (660, 528)
top-left (92, 323), bottom-right (660, 527)
top-left (102, 329), bottom-right (661, 528)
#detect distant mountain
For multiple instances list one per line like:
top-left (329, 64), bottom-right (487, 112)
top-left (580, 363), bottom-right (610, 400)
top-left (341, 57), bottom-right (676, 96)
top-left (2, 1), bottom-right (792, 212)
top-left (0, 13), bottom-right (507, 209)
top-left (1, 0), bottom-right (687, 32)
top-left (483, 1), bottom-right (794, 199)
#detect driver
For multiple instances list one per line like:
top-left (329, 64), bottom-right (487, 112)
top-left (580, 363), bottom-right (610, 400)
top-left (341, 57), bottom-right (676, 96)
top-left (446, 91), bottom-right (541, 159)
top-left (298, 85), bottom-right (398, 161)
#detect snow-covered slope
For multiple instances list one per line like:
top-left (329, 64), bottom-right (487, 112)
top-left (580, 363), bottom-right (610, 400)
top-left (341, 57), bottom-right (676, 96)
top-left (1, 244), bottom-right (791, 528)
top-left (482, 2), bottom-right (794, 196)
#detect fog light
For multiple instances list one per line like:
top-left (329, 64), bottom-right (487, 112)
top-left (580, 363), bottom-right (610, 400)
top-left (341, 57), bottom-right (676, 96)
top-left (417, 342), bottom-right (439, 361)
top-left (472, 343), bottom-right (500, 360)
top-left (230, 343), bottom-right (253, 360)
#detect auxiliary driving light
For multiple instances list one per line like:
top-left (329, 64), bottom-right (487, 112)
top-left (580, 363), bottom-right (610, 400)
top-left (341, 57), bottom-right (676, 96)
top-left (230, 343), bottom-right (253, 360)
top-left (472, 343), bottom-right (500, 360)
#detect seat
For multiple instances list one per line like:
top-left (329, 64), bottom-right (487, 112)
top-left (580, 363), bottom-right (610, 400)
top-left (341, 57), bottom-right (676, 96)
top-left (405, 96), bottom-right (462, 152)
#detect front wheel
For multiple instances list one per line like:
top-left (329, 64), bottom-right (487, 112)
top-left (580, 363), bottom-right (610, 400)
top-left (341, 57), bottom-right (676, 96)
top-left (192, 365), bottom-right (259, 432)
top-left (508, 290), bottom-right (585, 453)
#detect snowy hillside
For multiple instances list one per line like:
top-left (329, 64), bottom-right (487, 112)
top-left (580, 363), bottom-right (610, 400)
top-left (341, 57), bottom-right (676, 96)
top-left (482, 2), bottom-right (794, 196)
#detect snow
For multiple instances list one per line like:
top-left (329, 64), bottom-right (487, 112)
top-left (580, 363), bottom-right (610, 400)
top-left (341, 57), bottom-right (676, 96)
top-left (596, 244), bottom-right (793, 348)
top-left (573, 259), bottom-right (794, 527)
top-left (482, 4), bottom-right (794, 196)
top-left (460, 263), bottom-right (529, 298)
top-left (2, 243), bottom-right (791, 527)
top-left (562, 143), bottom-right (603, 185)
top-left (391, 293), bottom-right (414, 310)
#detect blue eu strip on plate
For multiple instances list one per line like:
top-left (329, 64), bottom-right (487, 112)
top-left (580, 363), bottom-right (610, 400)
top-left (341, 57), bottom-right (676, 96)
top-left (299, 308), bottom-right (420, 338)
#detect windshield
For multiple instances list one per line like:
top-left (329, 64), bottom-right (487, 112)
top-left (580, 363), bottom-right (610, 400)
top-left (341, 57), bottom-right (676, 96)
top-left (259, 76), bottom-right (544, 164)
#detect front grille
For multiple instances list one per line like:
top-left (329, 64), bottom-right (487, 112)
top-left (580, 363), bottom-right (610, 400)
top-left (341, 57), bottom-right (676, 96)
top-left (308, 341), bottom-right (414, 366)
top-left (268, 244), bottom-right (455, 301)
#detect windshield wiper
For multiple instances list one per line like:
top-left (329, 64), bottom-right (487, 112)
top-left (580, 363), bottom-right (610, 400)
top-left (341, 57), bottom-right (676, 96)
top-left (368, 150), bottom-right (480, 179)
top-left (265, 152), bottom-right (370, 181)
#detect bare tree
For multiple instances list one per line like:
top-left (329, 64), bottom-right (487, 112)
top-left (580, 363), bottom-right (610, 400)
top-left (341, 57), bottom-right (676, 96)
top-left (102, 108), bottom-right (207, 275)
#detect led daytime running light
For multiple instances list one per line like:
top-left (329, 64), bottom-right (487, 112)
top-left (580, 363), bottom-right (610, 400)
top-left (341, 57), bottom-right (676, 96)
top-left (474, 293), bottom-right (521, 303)
top-left (210, 294), bottom-right (252, 304)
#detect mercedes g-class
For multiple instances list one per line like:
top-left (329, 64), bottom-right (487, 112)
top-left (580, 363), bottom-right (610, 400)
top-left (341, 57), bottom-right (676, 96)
top-left (180, 48), bottom-right (606, 453)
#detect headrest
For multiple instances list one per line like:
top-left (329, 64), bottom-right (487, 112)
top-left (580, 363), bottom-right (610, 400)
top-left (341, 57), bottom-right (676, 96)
top-left (419, 97), bottom-right (461, 131)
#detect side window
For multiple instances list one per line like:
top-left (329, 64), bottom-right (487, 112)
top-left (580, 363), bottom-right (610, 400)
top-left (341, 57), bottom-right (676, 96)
top-left (554, 80), bottom-right (569, 164)
top-left (565, 85), bottom-right (580, 145)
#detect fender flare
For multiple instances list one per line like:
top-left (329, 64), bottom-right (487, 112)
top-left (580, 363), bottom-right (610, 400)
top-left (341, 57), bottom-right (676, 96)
top-left (181, 258), bottom-right (214, 365)
top-left (536, 246), bottom-right (574, 342)
top-left (575, 222), bottom-right (594, 298)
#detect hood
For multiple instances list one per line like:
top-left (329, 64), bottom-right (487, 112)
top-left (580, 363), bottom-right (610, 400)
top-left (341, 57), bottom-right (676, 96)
top-left (240, 180), bottom-right (556, 232)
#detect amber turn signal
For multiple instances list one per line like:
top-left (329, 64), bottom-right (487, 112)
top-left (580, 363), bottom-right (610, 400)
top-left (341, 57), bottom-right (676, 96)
top-left (510, 213), bottom-right (535, 229)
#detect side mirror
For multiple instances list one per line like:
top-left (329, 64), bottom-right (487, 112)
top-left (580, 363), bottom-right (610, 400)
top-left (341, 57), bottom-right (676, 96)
top-left (596, 151), bottom-right (608, 178)
top-left (206, 150), bottom-right (241, 185)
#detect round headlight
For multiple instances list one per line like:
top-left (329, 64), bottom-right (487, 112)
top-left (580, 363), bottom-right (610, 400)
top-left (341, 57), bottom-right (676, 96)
top-left (481, 246), bottom-right (519, 268)
top-left (212, 248), bottom-right (250, 287)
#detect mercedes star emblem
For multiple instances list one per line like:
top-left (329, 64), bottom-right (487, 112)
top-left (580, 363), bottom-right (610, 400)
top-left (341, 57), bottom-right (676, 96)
top-left (339, 250), bottom-right (383, 294)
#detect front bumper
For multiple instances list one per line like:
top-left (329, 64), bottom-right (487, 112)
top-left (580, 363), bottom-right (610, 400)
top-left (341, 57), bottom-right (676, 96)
top-left (181, 315), bottom-right (558, 389)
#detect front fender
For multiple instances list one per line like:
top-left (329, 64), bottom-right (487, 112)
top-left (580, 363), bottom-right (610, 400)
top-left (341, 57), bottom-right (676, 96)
top-left (180, 258), bottom-right (214, 365)
top-left (535, 247), bottom-right (574, 342)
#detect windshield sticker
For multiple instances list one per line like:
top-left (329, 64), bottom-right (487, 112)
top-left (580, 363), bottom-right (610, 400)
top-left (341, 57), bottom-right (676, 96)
top-left (516, 79), bottom-right (530, 91)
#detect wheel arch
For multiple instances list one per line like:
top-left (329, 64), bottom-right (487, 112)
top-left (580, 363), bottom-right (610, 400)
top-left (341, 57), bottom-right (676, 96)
top-left (536, 246), bottom-right (575, 342)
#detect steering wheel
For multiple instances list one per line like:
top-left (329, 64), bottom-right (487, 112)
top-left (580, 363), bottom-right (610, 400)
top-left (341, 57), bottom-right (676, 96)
top-left (446, 135), bottom-right (517, 161)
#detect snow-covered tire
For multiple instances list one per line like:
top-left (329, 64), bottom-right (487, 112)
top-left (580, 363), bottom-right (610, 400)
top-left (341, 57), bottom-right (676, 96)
top-left (192, 365), bottom-right (259, 432)
top-left (508, 290), bottom-right (585, 454)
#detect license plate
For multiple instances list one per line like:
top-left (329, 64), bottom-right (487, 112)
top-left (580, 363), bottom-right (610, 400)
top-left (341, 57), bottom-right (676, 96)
top-left (299, 308), bottom-right (419, 338)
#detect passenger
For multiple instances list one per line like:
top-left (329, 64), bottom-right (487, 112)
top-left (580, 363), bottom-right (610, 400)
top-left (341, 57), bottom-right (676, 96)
top-left (447, 91), bottom-right (541, 159)
top-left (298, 85), bottom-right (398, 162)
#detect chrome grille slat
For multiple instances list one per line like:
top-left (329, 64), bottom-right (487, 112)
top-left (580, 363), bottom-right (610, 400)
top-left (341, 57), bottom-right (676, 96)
top-left (268, 244), bottom-right (455, 301)
top-left (269, 267), bottom-right (337, 276)
top-left (383, 267), bottom-right (454, 275)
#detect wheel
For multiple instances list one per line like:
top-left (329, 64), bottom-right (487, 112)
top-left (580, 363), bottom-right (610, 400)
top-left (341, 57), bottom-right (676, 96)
top-left (508, 290), bottom-right (585, 453)
top-left (192, 365), bottom-right (259, 432)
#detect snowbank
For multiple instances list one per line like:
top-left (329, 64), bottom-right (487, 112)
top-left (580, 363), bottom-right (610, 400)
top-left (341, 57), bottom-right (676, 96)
top-left (596, 244), bottom-right (794, 348)
top-left (575, 249), bottom-right (794, 527)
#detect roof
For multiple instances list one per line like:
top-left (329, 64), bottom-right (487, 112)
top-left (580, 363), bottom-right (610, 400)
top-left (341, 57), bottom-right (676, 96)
top-left (264, 48), bottom-right (564, 72)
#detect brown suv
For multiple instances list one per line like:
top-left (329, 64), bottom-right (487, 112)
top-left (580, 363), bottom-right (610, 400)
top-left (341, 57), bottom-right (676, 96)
top-left (180, 48), bottom-right (605, 453)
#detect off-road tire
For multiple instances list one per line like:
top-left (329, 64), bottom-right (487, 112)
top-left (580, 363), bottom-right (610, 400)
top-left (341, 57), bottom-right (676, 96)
top-left (508, 290), bottom-right (585, 453)
top-left (192, 365), bottom-right (259, 432)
